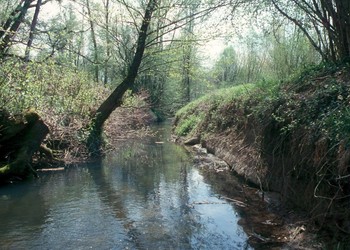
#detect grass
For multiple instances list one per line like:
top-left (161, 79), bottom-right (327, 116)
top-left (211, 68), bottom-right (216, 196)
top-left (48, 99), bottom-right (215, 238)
top-left (174, 83), bottom-right (257, 137)
top-left (173, 64), bottom-right (350, 243)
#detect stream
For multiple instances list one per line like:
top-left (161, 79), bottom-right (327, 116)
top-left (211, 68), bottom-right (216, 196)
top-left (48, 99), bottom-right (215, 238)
top-left (0, 125), bottom-right (257, 249)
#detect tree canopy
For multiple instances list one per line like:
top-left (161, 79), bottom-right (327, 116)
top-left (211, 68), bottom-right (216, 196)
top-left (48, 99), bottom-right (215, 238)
top-left (0, 0), bottom-right (348, 139)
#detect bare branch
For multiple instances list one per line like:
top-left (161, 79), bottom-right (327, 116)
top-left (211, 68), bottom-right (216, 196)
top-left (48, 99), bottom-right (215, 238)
top-left (271, 0), bottom-right (327, 61)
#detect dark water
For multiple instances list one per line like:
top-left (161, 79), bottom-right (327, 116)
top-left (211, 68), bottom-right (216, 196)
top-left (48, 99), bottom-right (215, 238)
top-left (0, 126), bottom-right (252, 249)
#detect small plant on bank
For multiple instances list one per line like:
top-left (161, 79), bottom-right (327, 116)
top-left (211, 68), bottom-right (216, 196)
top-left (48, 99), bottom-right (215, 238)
top-left (173, 63), bottom-right (350, 243)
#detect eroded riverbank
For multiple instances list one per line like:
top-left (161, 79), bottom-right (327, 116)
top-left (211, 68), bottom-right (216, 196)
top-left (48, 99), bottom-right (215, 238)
top-left (186, 143), bottom-right (323, 249)
top-left (173, 66), bottom-right (350, 247)
top-left (0, 123), bottom-right (326, 249)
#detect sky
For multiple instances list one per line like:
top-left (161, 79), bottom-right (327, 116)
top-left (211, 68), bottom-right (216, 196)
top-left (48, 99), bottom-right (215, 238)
top-left (40, 0), bottom-right (233, 66)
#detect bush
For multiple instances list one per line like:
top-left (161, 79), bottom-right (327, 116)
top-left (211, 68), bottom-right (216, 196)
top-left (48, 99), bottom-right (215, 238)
top-left (0, 59), bottom-right (107, 119)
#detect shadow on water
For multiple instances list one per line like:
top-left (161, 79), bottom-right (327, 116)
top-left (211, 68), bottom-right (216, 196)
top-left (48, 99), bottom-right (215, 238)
top-left (0, 181), bottom-right (49, 248)
top-left (86, 124), bottom-right (251, 249)
top-left (88, 138), bottom-right (195, 249)
top-left (0, 124), bottom-right (252, 249)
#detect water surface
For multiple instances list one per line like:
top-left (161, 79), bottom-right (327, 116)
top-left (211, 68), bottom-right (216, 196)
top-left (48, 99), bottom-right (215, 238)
top-left (0, 127), bottom-right (252, 249)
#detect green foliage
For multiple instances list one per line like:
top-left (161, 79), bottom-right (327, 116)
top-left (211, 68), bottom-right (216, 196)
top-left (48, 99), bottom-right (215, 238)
top-left (174, 83), bottom-right (255, 136)
top-left (212, 46), bottom-right (238, 86)
top-left (322, 107), bottom-right (350, 143)
top-left (266, 26), bottom-right (320, 80)
top-left (122, 89), bottom-right (148, 108)
top-left (0, 59), bottom-right (106, 119)
top-left (265, 64), bottom-right (350, 142)
top-left (210, 23), bottom-right (320, 89)
top-left (175, 63), bottom-right (350, 153)
top-left (174, 114), bottom-right (202, 136)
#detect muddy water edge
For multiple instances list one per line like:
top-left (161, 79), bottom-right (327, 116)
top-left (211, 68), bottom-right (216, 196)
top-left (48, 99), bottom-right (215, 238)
top-left (0, 123), bottom-right (324, 249)
top-left (187, 142), bottom-right (324, 250)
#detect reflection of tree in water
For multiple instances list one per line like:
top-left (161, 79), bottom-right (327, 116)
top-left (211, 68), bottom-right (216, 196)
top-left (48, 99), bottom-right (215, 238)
top-left (88, 158), bottom-right (142, 248)
top-left (0, 124), bottom-right (251, 249)
top-left (0, 183), bottom-right (48, 233)
top-left (0, 135), bottom-right (251, 249)
top-left (0, 176), bottom-right (60, 249)
top-left (90, 137), bottom-right (198, 248)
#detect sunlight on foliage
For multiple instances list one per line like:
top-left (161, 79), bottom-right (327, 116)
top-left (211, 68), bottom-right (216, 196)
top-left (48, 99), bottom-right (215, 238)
top-left (174, 83), bottom-right (255, 136)
top-left (0, 59), bottom-right (107, 120)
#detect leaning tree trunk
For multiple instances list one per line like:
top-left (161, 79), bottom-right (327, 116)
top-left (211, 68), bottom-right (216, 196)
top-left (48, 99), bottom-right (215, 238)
top-left (87, 0), bottom-right (157, 155)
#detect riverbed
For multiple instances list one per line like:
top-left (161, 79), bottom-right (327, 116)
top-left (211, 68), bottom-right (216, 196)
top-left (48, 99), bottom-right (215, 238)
top-left (0, 126), bottom-right (254, 249)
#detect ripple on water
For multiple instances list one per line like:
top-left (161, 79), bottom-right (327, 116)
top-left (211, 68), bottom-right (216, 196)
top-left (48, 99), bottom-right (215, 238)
top-left (0, 135), bottom-right (252, 249)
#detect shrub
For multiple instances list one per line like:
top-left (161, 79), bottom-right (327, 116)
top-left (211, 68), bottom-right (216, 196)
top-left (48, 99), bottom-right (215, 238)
top-left (0, 59), bottom-right (107, 119)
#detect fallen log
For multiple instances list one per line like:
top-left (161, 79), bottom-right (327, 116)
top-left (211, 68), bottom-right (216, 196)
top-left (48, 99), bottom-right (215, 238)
top-left (37, 167), bottom-right (65, 172)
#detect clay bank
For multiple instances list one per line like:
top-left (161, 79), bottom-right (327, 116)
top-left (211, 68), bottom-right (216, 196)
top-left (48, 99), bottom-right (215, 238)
top-left (173, 64), bottom-right (350, 248)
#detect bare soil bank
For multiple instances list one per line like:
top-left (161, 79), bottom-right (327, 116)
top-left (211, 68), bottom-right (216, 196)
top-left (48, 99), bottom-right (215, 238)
top-left (187, 144), bottom-right (322, 249)
top-left (174, 65), bottom-right (350, 247)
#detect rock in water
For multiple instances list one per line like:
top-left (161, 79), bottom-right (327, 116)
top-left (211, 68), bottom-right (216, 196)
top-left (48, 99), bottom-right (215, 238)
top-left (184, 136), bottom-right (200, 146)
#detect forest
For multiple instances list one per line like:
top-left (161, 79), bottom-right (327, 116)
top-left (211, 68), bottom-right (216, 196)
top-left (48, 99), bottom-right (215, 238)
top-left (0, 0), bottom-right (350, 248)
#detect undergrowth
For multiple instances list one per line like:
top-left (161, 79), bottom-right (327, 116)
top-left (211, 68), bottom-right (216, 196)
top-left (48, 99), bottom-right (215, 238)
top-left (0, 59), bottom-right (108, 161)
top-left (0, 59), bottom-right (107, 118)
top-left (174, 83), bottom-right (257, 137)
top-left (176, 63), bottom-right (350, 148)
top-left (174, 63), bottom-right (350, 245)
top-left (0, 59), bottom-right (153, 162)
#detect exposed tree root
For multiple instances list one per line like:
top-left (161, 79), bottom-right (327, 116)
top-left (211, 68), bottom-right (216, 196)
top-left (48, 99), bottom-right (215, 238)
top-left (0, 109), bottom-right (49, 183)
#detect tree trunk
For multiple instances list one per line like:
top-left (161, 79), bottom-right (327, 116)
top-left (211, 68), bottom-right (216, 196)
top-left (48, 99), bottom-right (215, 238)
top-left (104, 0), bottom-right (110, 85)
top-left (25, 0), bottom-right (43, 61)
top-left (87, 0), bottom-right (157, 155)
top-left (182, 49), bottom-right (191, 104)
top-left (0, 0), bottom-right (33, 56)
top-left (0, 110), bottom-right (49, 183)
top-left (335, 0), bottom-right (350, 60)
top-left (274, 0), bottom-right (350, 62)
top-left (181, 6), bottom-right (196, 105)
top-left (86, 0), bottom-right (99, 82)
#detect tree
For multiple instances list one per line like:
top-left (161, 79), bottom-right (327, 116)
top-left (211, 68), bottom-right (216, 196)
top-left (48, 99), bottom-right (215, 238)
top-left (212, 45), bottom-right (238, 86)
top-left (181, 2), bottom-right (199, 104)
top-left (87, 0), bottom-right (157, 154)
top-left (103, 0), bottom-right (110, 85)
top-left (35, 8), bottom-right (81, 62)
top-left (25, 0), bottom-right (42, 61)
top-left (86, 0), bottom-right (99, 82)
top-left (266, 23), bottom-right (320, 79)
top-left (0, 0), bottom-right (58, 58)
top-left (269, 0), bottom-right (350, 62)
top-left (0, 0), bottom-right (34, 56)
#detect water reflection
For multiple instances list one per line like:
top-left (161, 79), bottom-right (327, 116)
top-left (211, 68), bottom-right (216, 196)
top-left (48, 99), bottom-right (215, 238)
top-left (0, 127), bottom-right (251, 249)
